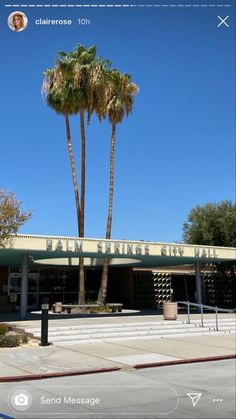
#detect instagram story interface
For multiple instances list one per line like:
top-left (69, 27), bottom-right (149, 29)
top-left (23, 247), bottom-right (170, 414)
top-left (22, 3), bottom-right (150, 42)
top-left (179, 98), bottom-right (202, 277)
top-left (0, 1), bottom-right (235, 419)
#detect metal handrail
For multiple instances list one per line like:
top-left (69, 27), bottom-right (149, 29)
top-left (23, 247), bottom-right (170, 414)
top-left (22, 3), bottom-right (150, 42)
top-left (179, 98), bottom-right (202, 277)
top-left (177, 301), bottom-right (230, 331)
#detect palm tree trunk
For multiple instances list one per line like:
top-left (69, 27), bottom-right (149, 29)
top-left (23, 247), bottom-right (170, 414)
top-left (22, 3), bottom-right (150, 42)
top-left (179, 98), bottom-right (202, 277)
top-left (65, 114), bottom-right (84, 303)
top-left (78, 111), bottom-right (86, 304)
top-left (80, 110), bottom-right (86, 236)
top-left (98, 122), bottom-right (116, 304)
top-left (64, 114), bottom-right (81, 230)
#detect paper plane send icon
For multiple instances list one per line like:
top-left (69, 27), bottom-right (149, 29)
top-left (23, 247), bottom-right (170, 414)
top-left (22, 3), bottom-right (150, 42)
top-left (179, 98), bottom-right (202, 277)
top-left (187, 393), bottom-right (202, 407)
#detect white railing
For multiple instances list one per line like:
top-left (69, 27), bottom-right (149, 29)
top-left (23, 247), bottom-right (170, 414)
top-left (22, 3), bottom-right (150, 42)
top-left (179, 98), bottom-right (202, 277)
top-left (177, 301), bottom-right (231, 331)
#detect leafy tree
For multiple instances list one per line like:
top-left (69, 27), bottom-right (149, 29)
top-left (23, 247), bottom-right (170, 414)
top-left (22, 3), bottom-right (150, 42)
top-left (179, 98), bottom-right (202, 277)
top-left (97, 70), bottom-right (139, 304)
top-left (183, 201), bottom-right (236, 247)
top-left (0, 189), bottom-right (31, 247)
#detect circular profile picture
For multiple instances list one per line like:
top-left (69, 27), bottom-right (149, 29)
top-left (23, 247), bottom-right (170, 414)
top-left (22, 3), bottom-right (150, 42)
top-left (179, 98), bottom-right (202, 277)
top-left (8, 11), bottom-right (28, 32)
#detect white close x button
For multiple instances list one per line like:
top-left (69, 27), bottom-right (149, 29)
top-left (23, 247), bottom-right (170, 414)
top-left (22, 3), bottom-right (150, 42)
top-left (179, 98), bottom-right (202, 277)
top-left (217, 16), bottom-right (229, 28)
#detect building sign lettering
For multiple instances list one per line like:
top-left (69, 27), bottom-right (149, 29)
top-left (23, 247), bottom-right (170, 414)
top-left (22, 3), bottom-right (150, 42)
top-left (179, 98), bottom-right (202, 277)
top-left (46, 239), bottom-right (83, 253)
top-left (46, 239), bottom-right (149, 255)
top-left (97, 242), bottom-right (150, 256)
top-left (194, 247), bottom-right (218, 259)
top-left (160, 244), bottom-right (218, 259)
top-left (161, 245), bottom-right (184, 257)
top-left (46, 239), bottom-right (218, 260)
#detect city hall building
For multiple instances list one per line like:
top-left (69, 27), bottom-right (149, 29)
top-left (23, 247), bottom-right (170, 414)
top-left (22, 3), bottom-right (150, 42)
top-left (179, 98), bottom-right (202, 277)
top-left (0, 234), bottom-right (235, 319)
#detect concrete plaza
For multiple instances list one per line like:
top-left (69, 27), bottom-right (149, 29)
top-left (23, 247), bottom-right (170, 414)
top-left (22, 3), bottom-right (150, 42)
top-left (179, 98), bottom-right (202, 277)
top-left (0, 312), bottom-right (235, 380)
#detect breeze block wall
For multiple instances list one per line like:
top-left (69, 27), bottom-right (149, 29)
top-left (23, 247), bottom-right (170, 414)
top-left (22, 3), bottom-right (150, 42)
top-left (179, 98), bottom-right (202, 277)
top-left (203, 271), bottom-right (236, 308)
top-left (133, 271), bottom-right (171, 309)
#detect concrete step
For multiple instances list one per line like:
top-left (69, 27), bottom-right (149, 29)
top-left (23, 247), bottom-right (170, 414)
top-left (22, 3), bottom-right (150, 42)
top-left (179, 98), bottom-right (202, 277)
top-left (48, 326), bottom-right (210, 342)
top-left (27, 322), bottom-right (236, 337)
top-left (55, 330), bottom-right (233, 346)
top-left (31, 323), bottom-right (202, 337)
top-left (24, 320), bottom-right (186, 333)
top-left (46, 326), bottom-right (236, 338)
top-left (25, 318), bottom-right (235, 335)
top-left (48, 327), bottom-right (235, 343)
top-left (23, 317), bottom-right (235, 344)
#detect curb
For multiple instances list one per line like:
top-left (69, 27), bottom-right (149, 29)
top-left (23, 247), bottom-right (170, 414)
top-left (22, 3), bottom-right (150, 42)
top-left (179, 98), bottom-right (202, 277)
top-left (0, 354), bottom-right (235, 383)
top-left (134, 353), bottom-right (236, 369)
top-left (0, 366), bottom-right (122, 383)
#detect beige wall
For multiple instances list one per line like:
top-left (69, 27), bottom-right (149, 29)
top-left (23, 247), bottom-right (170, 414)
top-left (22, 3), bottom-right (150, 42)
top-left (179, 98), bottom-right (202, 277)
top-left (7, 234), bottom-right (236, 263)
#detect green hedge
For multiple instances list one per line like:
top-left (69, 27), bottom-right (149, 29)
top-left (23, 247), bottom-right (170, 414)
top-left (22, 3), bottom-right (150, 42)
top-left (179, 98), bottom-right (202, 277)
top-left (90, 305), bottom-right (110, 313)
top-left (0, 333), bottom-right (29, 348)
top-left (20, 334), bottom-right (29, 344)
top-left (0, 334), bottom-right (20, 347)
top-left (0, 323), bottom-right (8, 336)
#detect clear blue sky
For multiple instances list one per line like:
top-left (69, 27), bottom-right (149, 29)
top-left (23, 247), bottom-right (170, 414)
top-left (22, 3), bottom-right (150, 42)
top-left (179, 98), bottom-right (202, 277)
top-left (0, 1), bottom-right (235, 243)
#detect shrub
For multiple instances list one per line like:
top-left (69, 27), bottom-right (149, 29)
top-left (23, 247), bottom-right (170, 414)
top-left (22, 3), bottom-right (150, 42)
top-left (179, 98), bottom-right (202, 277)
top-left (19, 334), bottom-right (29, 344)
top-left (0, 323), bottom-right (8, 336)
top-left (0, 334), bottom-right (20, 347)
top-left (90, 305), bottom-right (110, 313)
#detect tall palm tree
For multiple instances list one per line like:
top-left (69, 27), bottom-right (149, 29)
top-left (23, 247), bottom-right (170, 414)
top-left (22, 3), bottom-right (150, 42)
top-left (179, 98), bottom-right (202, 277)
top-left (97, 70), bottom-right (138, 305)
top-left (43, 45), bottom-right (110, 304)
top-left (66, 46), bottom-right (96, 234)
top-left (42, 64), bottom-right (81, 234)
top-left (65, 45), bottom-right (97, 304)
top-left (65, 45), bottom-right (110, 303)
top-left (42, 53), bottom-right (89, 303)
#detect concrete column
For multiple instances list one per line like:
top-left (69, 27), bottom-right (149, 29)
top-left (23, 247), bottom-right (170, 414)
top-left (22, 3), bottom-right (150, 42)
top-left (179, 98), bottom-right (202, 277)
top-left (195, 260), bottom-right (203, 305)
top-left (20, 253), bottom-right (29, 320)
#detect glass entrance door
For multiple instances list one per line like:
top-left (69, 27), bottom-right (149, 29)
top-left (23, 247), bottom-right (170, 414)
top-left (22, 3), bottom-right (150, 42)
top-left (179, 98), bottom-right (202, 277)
top-left (8, 273), bottom-right (39, 310)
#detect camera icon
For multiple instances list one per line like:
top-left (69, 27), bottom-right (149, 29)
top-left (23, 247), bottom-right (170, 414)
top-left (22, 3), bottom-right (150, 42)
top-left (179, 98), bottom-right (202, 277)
top-left (15, 393), bottom-right (29, 406)
top-left (9, 388), bottom-right (32, 412)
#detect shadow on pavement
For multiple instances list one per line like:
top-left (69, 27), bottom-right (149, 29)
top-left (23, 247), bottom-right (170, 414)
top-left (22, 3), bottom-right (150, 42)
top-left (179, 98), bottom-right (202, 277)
top-left (0, 307), bottom-right (198, 323)
top-left (0, 309), bottom-right (161, 322)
